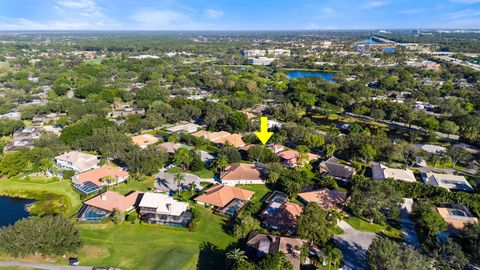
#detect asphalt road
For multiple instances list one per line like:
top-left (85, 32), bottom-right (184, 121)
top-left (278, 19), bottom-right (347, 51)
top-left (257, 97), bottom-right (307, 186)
top-left (0, 261), bottom-right (94, 270)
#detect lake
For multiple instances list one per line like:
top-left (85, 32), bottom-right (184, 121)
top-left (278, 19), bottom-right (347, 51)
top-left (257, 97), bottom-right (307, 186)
top-left (0, 196), bottom-right (34, 227)
top-left (287, 70), bottom-right (335, 81)
top-left (383, 47), bottom-right (396, 54)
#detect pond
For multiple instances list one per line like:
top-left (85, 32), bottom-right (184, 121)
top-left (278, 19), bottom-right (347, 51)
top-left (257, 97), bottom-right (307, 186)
top-left (383, 47), bottom-right (396, 54)
top-left (287, 70), bottom-right (335, 81)
top-left (0, 196), bottom-right (34, 227)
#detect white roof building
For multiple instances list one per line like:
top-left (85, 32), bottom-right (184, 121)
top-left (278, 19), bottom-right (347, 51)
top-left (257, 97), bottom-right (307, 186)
top-left (422, 172), bottom-right (473, 192)
top-left (139, 192), bottom-right (189, 216)
top-left (416, 144), bottom-right (447, 154)
top-left (372, 163), bottom-right (416, 182)
top-left (166, 123), bottom-right (201, 134)
top-left (55, 151), bottom-right (99, 172)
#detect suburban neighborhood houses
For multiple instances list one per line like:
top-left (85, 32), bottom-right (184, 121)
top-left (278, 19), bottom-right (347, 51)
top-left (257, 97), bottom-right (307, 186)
top-left (0, 16), bottom-right (480, 270)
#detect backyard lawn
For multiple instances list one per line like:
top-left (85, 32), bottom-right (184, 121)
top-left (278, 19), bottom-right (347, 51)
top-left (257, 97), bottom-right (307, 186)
top-left (78, 205), bottom-right (237, 270)
top-left (345, 215), bottom-right (402, 240)
top-left (166, 166), bottom-right (215, 179)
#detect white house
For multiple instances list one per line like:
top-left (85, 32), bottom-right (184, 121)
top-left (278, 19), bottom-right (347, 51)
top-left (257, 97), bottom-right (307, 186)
top-left (422, 172), bottom-right (473, 192)
top-left (372, 163), bottom-right (417, 182)
top-left (55, 151), bottom-right (99, 173)
top-left (138, 192), bottom-right (192, 226)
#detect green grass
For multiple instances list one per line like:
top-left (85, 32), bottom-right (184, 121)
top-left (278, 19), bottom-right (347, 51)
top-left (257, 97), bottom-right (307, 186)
top-left (236, 184), bottom-right (271, 204)
top-left (166, 166), bottom-right (215, 179)
top-left (345, 216), bottom-right (402, 240)
top-left (108, 176), bottom-right (155, 194)
top-left (78, 205), bottom-right (237, 270)
top-left (0, 178), bottom-right (82, 217)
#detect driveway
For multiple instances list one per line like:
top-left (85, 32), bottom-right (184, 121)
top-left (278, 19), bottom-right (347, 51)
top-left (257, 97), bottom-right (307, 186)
top-left (0, 261), bottom-right (97, 270)
top-left (155, 172), bottom-right (215, 193)
top-left (333, 220), bottom-right (377, 270)
top-left (400, 198), bottom-right (421, 250)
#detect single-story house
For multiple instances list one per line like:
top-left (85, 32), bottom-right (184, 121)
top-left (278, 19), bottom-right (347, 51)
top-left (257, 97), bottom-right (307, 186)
top-left (319, 156), bottom-right (356, 180)
top-left (246, 232), bottom-right (306, 270)
top-left (5, 126), bottom-right (61, 151)
top-left (269, 144), bottom-right (285, 154)
top-left (108, 107), bottom-right (145, 119)
top-left (260, 201), bottom-right (303, 234)
top-left (132, 134), bottom-right (159, 149)
top-left (195, 184), bottom-right (254, 216)
top-left (298, 188), bottom-right (348, 211)
top-left (372, 163), bottom-right (416, 182)
top-left (166, 123), bottom-right (201, 134)
top-left (277, 149), bottom-right (319, 168)
top-left (453, 143), bottom-right (479, 154)
top-left (421, 172), bottom-right (473, 192)
top-left (437, 204), bottom-right (478, 232)
top-left (192, 130), bottom-right (245, 148)
top-left (77, 191), bottom-right (142, 222)
top-left (56, 151), bottom-right (99, 173)
top-left (73, 165), bottom-right (129, 187)
top-left (197, 150), bottom-right (215, 163)
top-left (220, 163), bottom-right (264, 186)
top-left (138, 192), bottom-right (192, 227)
top-left (415, 144), bottom-right (446, 154)
top-left (157, 142), bottom-right (191, 154)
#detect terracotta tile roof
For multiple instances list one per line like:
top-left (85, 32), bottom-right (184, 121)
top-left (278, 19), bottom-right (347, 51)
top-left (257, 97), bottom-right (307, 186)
top-left (84, 191), bottom-right (142, 212)
top-left (220, 163), bottom-right (263, 181)
top-left (74, 165), bottom-right (129, 186)
top-left (277, 149), bottom-right (319, 166)
top-left (238, 144), bottom-right (256, 151)
top-left (131, 134), bottom-right (159, 148)
top-left (194, 184), bottom-right (254, 207)
top-left (298, 188), bottom-right (348, 211)
top-left (192, 131), bottom-right (245, 147)
top-left (261, 202), bottom-right (303, 233)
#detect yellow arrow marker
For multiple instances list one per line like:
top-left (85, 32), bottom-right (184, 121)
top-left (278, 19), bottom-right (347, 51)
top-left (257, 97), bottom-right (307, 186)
top-left (255, 116), bottom-right (273, 145)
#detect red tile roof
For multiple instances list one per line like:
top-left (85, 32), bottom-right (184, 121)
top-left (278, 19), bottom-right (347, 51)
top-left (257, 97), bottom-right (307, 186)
top-left (194, 184), bottom-right (254, 208)
top-left (84, 191), bottom-right (142, 212)
top-left (75, 165), bottom-right (129, 186)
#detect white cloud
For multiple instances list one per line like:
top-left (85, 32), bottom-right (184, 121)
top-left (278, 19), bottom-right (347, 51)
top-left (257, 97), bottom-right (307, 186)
top-left (361, 0), bottom-right (389, 9)
top-left (448, 9), bottom-right (480, 19)
top-left (57, 0), bottom-right (96, 10)
top-left (205, 9), bottom-right (223, 19)
top-left (322, 7), bottom-right (335, 15)
top-left (0, 16), bottom-right (111, 30)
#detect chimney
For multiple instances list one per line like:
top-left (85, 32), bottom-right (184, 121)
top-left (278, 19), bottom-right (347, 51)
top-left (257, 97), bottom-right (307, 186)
top-left (101, 195), bottom-right (107, 201)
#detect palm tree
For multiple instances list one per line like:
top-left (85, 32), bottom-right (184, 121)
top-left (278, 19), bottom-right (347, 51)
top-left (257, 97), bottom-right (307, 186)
top-left (226, 248), bottom-right (248, 267)
top-left (173, 173), bottom-right (185, 194)
top-left (188, 182), bottom-right (196, 194)
top-left (212, 156), bottom-right (228, 173)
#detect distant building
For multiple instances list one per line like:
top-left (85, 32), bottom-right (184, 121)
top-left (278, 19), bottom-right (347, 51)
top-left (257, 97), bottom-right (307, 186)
top-left (139, 192), bottom-right (192, 227)
top-left (5, 126), bottom-right (61, 151)
top-left (267, 49), bottom-right (291, 57)
top-left (248, 57), bottom-right (276, 66)
top-left (56, 151), bottom-right (99, 173)
top-left (192, 130), bottom-right (245, 148)
top-left (415, 144), bottom-right (447, 154)
top-left (220, 163), bottom-right (264, 185)
top-left (243, 49), bottom-right (266, 57)
top-left (165, 123), bottom-right (201, 134)
top-left (372, 163), bottom-right (416, 182)
top-left (157, 142), bottom-right (190, 154)
top-left (453, 143), bottom-right (479, 154)
top-left (421, 172), bottom-right (473, 192)
top-left (108, 107), bottom-right (145, 118)
top-left (131, 134), bottom-right (159, 149)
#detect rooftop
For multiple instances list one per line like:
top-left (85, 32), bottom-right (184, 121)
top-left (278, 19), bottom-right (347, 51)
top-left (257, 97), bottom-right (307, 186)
top-left (194, 184), bottom-right (254, 208)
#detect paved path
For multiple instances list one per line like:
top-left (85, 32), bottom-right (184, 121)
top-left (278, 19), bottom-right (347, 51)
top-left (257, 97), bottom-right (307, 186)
top-left (0, 261), bottom-right (94, 270)
top-left (400, 198), bottom-right (421, 250)
top-left (333, 220), bottom-right (377, 270)
top-left (155, 171), bottom-right (215, 193)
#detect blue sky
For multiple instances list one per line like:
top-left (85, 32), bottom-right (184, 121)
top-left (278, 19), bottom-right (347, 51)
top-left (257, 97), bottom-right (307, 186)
top-left (0, 0), bottom-right (479, 30)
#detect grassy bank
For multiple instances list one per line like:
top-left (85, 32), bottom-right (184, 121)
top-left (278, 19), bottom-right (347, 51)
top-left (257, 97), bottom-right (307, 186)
top-left (0, 178), bottom-right (82, 217)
